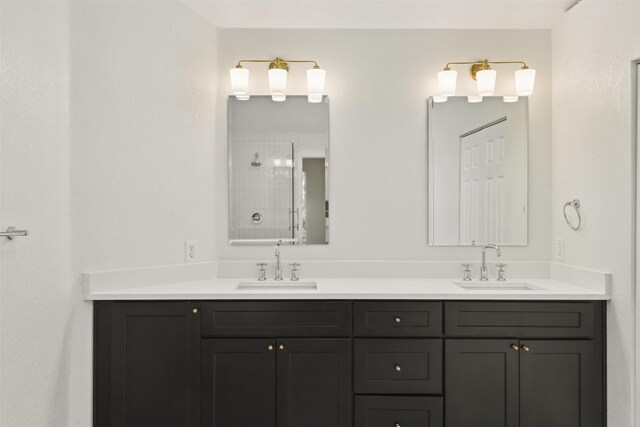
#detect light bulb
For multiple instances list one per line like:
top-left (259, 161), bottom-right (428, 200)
top-left (515, 68), bottom-right (536, 96)
top-left (272, 93), bottom-right (286, 102)
top-left (307, 67), bottom-right (326, 103)
top-left (468, 96), bottom-right (483, 103)
top-left (476, 69), bottom-right (497, 96)
top-left (503, 96), bottom-right (519, 103)
top-left (433, 95), bottom-right (448, 103)
top-left (268, 68), bottom-right (288, 96)
top-left (437, 69), bottom-right (457, 96)
top-left (229, 66), bottom-right (249, 100)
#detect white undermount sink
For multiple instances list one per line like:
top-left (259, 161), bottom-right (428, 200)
top-left (453, 281), bottom-right (542, 291)
top-left (236, 281), bottom-right (318, 290)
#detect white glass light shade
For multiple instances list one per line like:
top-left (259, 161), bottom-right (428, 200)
top-left (308, 94), bottom-right (323, 103)
top-left (476, 69), bottom-right (497, 96)
top-left (307, 68), bottom-right (326, 94)
top-left (236, 94), bottom-right (250, 101)
top-left (503, 96), bottom-right (519, 103)
top-left (515, 68), bottom-right (536, 96)
top-left (432, 95), bottom-right (448, 103)
top-left (437, 69), bottom-right (457, 96)
top-left (272, 93), bottom-right (286, 102)
top-left (268, 68), bottom-right (288, 95)
top-left (229, 67), bottom-right (249, 99)
top-left (468, 96), bottom-right (483, 103)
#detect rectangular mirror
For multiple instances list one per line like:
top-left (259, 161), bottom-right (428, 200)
top-left (228, 96), bottom-right (329, 245)
top-left (428, 96), bottom-right (528, 246)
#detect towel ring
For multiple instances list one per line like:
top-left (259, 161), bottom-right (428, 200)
top-left (563, 199), bottom-right (581, 230)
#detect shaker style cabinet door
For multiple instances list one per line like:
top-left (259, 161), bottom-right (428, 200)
top-left (445, 339), bottom-right (519, 427)
top-left (519, 340), bottom-right (604, 427)
top-left (276, 339), bottom-right (352, 427)
top-left (201, 339), bottom-right (277, 427)
top-left (94, 301), bottom-right (201, 427)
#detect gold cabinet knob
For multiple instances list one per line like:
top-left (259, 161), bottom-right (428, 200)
top-left (394, 316), bottom-right (401, 324)
top-left (394, 364), bottom-right (401, 372)
top-left (522, 345), bottom-right (530, 352)
top-left (511, 344), bottom-right (519, 351)
top-left (192, 308), bottom-right (198, 314)
top-left (279, 344), bottom-right (285, 351)
top-left (395, 423), bottom-right (401, 427)
top-left (268, 345), bottom-right (274, 351)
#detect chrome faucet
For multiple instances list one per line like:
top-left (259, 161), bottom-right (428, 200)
top-left (480, 244), bottom-right (501, 281)
top-left (274, 240), bottom-right (283, 281)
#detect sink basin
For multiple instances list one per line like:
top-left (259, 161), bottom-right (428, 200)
top-left (453, 281), bottom-right (542, 291)
top-left (236, 281), bottom-right (318, 290)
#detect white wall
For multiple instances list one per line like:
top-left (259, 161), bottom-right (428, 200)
top-left (1, 1), bottom-right (220, 425)
top-left (551, 2), bottom-right (640, 425)
top-left (216, 29), bottom-right (552, 261)
top-left (0, 2), bottom-right (80, 425)
top-left (72, 1), bottom-right (219, 272)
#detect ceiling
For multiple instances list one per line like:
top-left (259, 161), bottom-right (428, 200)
top-left (184, 0), bottom-right (577, 30)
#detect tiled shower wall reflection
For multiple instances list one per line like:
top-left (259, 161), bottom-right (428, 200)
top-left (229, 133), bottom-right (295, 240)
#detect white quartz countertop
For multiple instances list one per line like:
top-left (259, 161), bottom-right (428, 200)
top-left (84, 277), bottom-right (609, 301)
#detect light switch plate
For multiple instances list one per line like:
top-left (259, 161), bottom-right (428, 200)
top-left (555, 239), bottom-right (564, 261)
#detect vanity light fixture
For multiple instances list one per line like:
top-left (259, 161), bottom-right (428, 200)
top-left (437, 59), bottom-right (536, 100)
top-left (229, 57), bottom-right (326, 103)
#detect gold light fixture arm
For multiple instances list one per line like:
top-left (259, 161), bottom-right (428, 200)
top-left (236, 58), bottom-right (320, 71)
top-left (443, 59), bottom-right (529, 80)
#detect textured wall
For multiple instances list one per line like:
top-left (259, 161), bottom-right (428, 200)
top-left (1, 1), bottom-right (220, 425)
top-left (216, 29), bottom-right (552, 261)
top-left (0, 1), bottom-right (79, 425)
top-left (551, 2), bottom-right (640, 425)
top-left (71, 1), bottom-right (219, 271)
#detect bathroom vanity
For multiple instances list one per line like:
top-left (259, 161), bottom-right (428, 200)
top-left (92, 291), bottom-right (606, 427)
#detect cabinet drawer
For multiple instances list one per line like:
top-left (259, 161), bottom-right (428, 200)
top-left (354, 339), bottom-right (442, 394)
top-left (354, 302), bottom-right (442, 337)
top-left (445, 301), bottom-right (599, 338)
top-left (355, 396), bottom-right (443, 427)
top-left (201, 301), bottom-right (351, 337)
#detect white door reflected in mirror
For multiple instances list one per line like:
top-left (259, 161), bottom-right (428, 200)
top-left (428, 96), bottom-right (528, 246)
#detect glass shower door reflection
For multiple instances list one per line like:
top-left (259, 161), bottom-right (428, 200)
top-left (229, 140), bottom-right (295, 243)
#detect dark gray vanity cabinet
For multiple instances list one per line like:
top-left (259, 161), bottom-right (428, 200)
top-left (201, 339), bottom-right (276, 427)
top-left (445, 339), bottom-right (519, 427)
top-left (200, 338), bottom-right (353, 427)
top-left (445, 302), bottom-right (604, 427)
top-left (94, 300), bottom-right (605, 427)
top-left (200, 302), bottom-right (352, 427)
top-left (93, 301), bottom-right (201, 427)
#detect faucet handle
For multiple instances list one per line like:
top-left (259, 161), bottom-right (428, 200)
top-left (256, 263), bottom-right (267, 281)
top-left (461, 263), bottom-right (472, 281)
top-left (496, 263), bottom-right (507, 281)
top-left (289, 263), bottom-right (300, 281)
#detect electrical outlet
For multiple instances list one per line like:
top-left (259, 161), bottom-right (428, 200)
top-left (555, 239), bottom-right (564, 261)
top-left (185, 241), bottom-right (198, 263)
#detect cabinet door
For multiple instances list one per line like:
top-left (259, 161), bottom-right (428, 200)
top-left (519, 340), bottom-right (603, 427)
top-left (445, 339), bottom-right (519, 427)
top-left (94, 301), bottom-right (200, 427)
top-left (277, 339), bottom-right (352, 427)
top-left (201, 339), bottom-right (276, 427)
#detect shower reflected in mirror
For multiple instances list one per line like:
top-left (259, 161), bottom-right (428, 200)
top-left (228, 96), bottom-right (329, 245)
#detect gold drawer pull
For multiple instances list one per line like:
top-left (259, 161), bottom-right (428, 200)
top-left (394, 316), bottom-right (401, 324)
top-left (394, 364), bottom-right (401, 372)
top-left (511, 344), bottom-right (519, 351)
top-left (279, 343), bottom-right (285, 351)
top-left (268, 344), bottom-right (274, 351)
top-left (522, 345), bottom-right (530, 352)
top-left (395, 423), bottom-right (401, 427)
